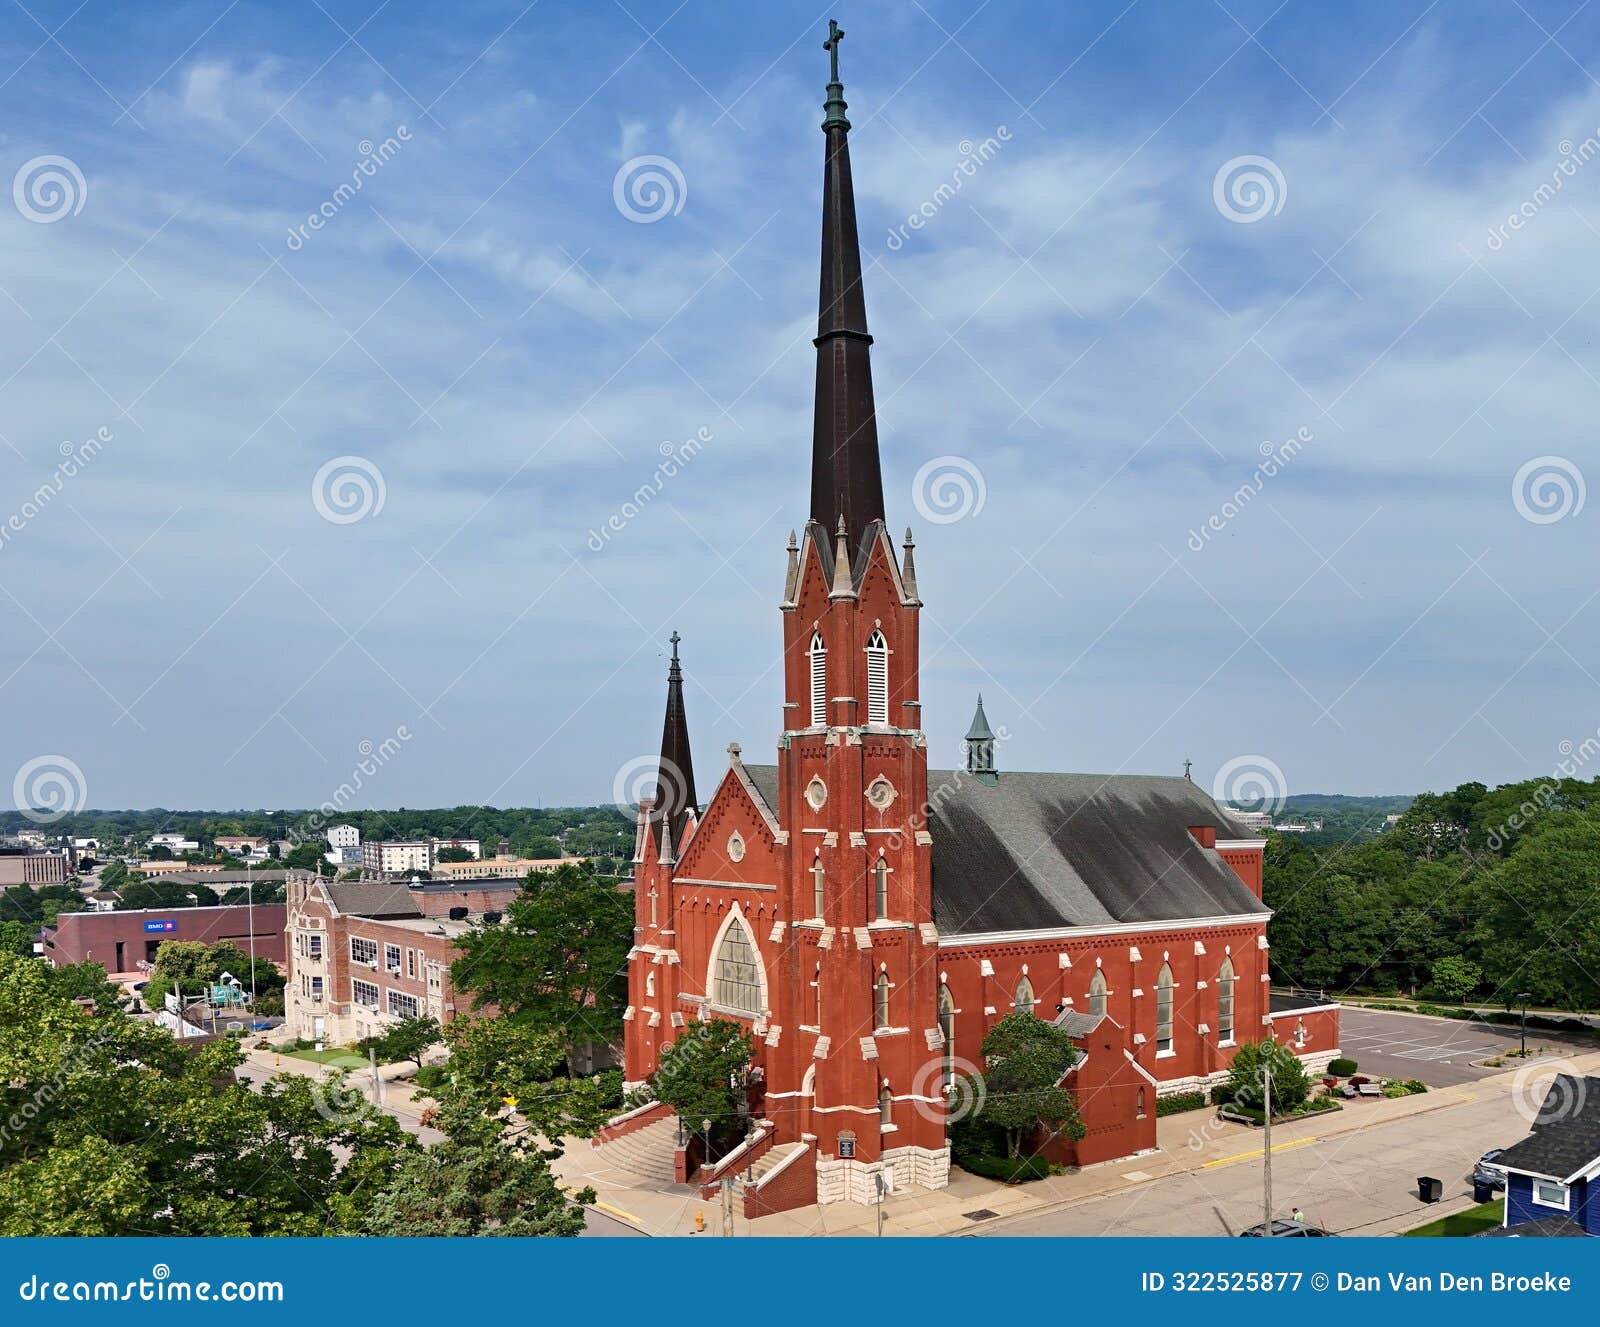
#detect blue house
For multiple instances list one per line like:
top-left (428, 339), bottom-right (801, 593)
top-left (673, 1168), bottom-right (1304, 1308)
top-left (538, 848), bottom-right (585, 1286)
top-left (1488, 1074), bottom-right (1600, 1238)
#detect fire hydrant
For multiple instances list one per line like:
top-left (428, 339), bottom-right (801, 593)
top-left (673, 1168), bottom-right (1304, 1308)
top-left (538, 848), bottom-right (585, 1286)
top-left (694, 1211), bottom-right (705, 1233)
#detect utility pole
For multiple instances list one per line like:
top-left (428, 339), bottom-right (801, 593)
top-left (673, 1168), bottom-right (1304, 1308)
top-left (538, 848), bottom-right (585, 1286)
top-left (1518, 992), bottom-right (1531, 1056)
top-left (1262, 1058), bottom-right (1274, 1235)
top-left (370, 1046), bottom-right (383, 1108)
top-left (246, 861), bottom-right (257, 1012)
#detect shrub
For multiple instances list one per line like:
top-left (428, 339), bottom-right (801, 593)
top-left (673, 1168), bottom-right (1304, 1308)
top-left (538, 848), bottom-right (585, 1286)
top-left (1380, 1078), bottom-right (1428, 1098)
top-left (1210, 1083), bottom-right (1235, 1105)
top-left (1327, 1057), bottom-right (1358, 1077)
top-left (413, 1063), bottom-right (449, 1093)
top-left (957, 1152), bottom-right (1058, 1183)
top-left (1155, 1091), bottom-right (1207, 1117)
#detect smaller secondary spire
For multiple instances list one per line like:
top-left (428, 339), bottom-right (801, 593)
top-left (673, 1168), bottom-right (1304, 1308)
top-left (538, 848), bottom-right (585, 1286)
top-left (965, 694), bottom-right (997, 784)
top-left (654, 631), bottom-right (698, 849)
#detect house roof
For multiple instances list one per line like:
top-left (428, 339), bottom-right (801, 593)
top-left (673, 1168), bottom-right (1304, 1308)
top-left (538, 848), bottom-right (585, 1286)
top-left (1495, 1075), bottom-right (1600, 1182)
top-left (1483, 1214), bottom-right (1593, 1237)
top-left (740, 765), bottom-right (1265, 934)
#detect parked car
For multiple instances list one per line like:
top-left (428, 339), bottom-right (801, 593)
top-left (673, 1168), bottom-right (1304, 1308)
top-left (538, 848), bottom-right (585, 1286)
top-left (1239, 1219), bottom-right (1336, 1237)
top-left (1473, 1148), bottom-right (1507, 1189)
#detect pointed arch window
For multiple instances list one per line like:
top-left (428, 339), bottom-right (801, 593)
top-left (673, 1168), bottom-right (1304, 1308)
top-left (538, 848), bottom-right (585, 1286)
top-left (873, 855), bottom-right (889, 920)
top-left (938, 982), bottom-right (956, 1088)
top-left (1136, 1087), bottom-right (1147, 1119)
top-left (811, 854), bottom-right (825, 918)
top-left (712, 916), bottom-right (762, 1016)
top-left (1013, 974), bottom-right (1035, 1017)
top-left (879, 1085), bottom-right (893, 1128)
top-left (811, 962), bottom-right (823, 1028)
top-left (808, 632), bottom-right (827, 726)
top-left (1217, 955), bottom-right (1235, 1044)
top-left (1155, 962), bottom-right (1174, 1054)
top-left (874, 971), bottom-right (892, 1029)
top-left (1088, 968), bottom-right (1108, 1018)
top-left (865, 629), bottom-right (888, 725)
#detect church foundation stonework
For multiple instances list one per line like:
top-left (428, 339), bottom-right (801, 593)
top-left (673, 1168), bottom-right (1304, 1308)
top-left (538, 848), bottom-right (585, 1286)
top-left (619, 25), bottom-right (1339, 1210)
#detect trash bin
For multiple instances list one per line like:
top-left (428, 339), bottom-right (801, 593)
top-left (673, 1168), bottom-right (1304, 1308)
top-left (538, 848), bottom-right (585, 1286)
top-left (1418, 1176), bottom-right (1443, 1203)
top-left (1473, 1180), bottom-right (1494, 1203)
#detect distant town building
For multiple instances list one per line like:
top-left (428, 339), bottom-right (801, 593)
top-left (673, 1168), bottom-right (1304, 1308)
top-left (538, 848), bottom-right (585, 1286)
top-left (44, 902), bottom-right (288, 976)
top-left (430, 836), bottom-right (482, 860)
top-left (1273, 818), bottom-right (1324, 833)
top-left (71, 837), bottom-right (101, 854)
top-left (1226, 809), bottom-right (1273, 832)
top-left (148, 833), bottom-right (201, 855)
top-left (0, 845), bottom-right (71, 888)
top-left (284, 872), bottom-right (526, 1044)
top-left (132, 860), bottom-right (224, 877)
top-left (326, 824), bottom-right (361, 851)
top-left (214, 835), bottom-right (270, 860)
top-left (360, 840), bottom-right (433, 876)
top-left (429, 855), bottom-right (586, 882)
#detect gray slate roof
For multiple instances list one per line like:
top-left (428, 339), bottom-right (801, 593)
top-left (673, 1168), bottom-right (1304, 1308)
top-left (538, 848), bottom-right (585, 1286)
top-left (740, 765), bottom-right (1263, 934)
top-left (1495, 1075), bottom-right (1600, 1181)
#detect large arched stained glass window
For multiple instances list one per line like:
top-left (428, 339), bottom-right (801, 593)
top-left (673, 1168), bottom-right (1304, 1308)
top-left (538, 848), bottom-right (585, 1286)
top-left (1155, 962), bottom-right (1174, 1053)
top-left (712, 916), bottom-right (762, 1015)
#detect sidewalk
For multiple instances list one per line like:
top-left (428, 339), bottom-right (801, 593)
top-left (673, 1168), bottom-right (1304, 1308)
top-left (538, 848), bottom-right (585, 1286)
top-left (553, 1049), bottom-right (1600, 1237)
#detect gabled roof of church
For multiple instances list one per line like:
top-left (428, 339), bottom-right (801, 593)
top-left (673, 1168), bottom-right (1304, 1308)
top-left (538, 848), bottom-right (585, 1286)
top-left (740, 765), bottom-right (1264, 935)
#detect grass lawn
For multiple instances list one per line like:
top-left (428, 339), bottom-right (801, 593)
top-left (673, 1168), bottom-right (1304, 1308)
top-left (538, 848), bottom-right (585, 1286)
top-left (1402, 1199), bottom-right (1502, 1237)
top-left (280, 1046), bottom-right (370, 1067)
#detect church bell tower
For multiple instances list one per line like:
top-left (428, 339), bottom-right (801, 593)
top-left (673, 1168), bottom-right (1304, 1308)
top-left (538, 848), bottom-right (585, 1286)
top-left (771, 20), bottom-right (949, 1200)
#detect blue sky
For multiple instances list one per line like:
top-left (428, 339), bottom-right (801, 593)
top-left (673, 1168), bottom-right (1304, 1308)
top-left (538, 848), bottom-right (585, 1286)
top-left (1, 0), bottom-right (1598, 814)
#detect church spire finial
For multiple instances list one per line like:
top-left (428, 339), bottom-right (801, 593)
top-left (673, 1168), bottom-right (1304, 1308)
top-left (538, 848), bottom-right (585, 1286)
top-left (810, 19), bottom-right (885, 555)
top-left (822, 19), bottom-right (849, 129)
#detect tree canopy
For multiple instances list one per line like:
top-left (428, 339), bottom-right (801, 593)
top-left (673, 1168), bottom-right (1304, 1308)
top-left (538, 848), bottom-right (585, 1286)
top-left (451, 862), bottom-right (632, 1054)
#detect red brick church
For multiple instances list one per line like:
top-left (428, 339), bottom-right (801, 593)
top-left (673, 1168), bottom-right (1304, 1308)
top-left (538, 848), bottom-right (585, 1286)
top-left (621, 27), bottom-right (1339, 1209)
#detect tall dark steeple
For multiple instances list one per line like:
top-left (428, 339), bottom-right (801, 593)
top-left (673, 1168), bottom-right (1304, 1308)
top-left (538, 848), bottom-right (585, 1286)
top-left (810, 20), bottom-right (886, 552)
top-left (654, 631), bottom-right (698, 846)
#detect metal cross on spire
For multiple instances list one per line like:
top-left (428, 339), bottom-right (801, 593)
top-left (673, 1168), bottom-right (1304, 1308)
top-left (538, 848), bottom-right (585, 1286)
top-left (824, 20), bottom-right (844, 81)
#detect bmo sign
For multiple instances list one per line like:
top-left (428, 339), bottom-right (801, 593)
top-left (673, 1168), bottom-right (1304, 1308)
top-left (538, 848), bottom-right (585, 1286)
top-left (142, 918), bottom-right (178, 934)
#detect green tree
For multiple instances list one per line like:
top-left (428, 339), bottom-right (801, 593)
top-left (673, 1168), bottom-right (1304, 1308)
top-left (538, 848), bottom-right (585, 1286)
top-left (115, 880), bottom-right (220, 911)
top-left (281, 841), bottom-right (333, 876)
top-left (1474, 815), bottom-right (1600, 1009)
top-left (435, 846), bottom-right (474, 864)
top-left (142, 939), bottom-right (284, 1016)
top-left (520, 835), bottom-right (564, 860)
top-left (649, 1018), bottom-right (754, 1155)
top-left (0, 921), bottom-right (32, 958)
top-left (361, 1015), bottom-right (441, 1072)
top-left (360, 1100), bottom-right (590, 1237)
top-left (439, 1016), bottom-right (614, 1144)
top-left (1429, 954), bottom-right (1481, 1002)
top-left (969, 1013), bottom-right (1084, 1158)
top-left (451, 862), bottom-right (632, 1054)
top-left (1227, 1037), bottom-right (1309, 1114)
top-left (0, 951), bottom-right (412, 1235)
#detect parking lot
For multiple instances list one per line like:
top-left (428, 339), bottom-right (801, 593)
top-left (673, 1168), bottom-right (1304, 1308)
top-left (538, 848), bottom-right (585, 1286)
top-left (1336, 1006), bottom-right (1592, 1086)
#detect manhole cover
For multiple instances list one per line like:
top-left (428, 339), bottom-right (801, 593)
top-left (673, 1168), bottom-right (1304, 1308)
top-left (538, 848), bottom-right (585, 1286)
top-left (963, 1208), bottom-right (1000, 1221)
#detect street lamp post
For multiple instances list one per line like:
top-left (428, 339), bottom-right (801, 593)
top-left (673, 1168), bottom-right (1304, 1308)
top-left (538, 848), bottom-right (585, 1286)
top-left (246, 860), bottom-right (257, 1013)
top-left (1518, 992), bottom-right (1531, 1057)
